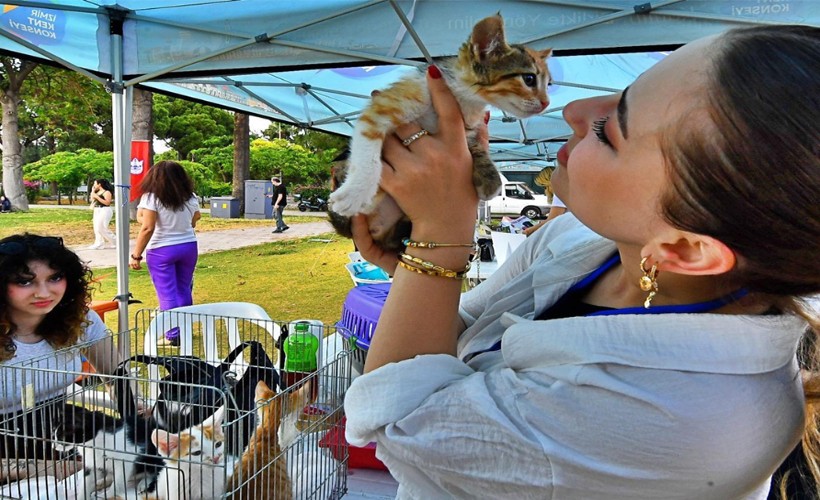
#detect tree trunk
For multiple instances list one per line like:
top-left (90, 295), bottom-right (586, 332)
top-left (130, 88), bottom-right (154, 219)
top-left (233, 113), bottom-right (250, 214)
top-left (0, 60), bottom-right (37, 211)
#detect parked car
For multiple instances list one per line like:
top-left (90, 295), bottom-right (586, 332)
top-left (486, 174), bottom-right (551, 219)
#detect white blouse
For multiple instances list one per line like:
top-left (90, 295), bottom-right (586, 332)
top-left (345, 214), bottom-right (806, 499)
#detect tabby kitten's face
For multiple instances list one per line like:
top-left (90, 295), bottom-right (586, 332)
top-left (454, 15), bottom-right (552, 118)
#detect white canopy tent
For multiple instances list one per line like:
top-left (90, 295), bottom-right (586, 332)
top-left (0, 0), bottom-right (816, 333)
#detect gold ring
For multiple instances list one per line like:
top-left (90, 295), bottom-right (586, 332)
top-left (401, 129), bottom-right (429, 147)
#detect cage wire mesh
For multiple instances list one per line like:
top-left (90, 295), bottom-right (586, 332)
top-left (0, 309), bottom-right (353, 499)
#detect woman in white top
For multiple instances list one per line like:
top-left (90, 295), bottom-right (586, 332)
top-left (344, 26), bottom-right (819, 498)
top-left (0, 234), bottom-right (116, 478)
top-left (130, 161), bottom-right (201, 344)
top-left (87, 178), bottom-right (115, 249)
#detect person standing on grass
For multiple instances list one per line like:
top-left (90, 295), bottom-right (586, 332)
top-left (268, 176), bottom-right (289, 233)
top-left (129, 161), bottom-right (201, 346)
top-left (87, 179), bottom-right (116, 249)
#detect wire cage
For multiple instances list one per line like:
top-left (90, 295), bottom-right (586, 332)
top-left (0, 308), bottom-right (353, 499)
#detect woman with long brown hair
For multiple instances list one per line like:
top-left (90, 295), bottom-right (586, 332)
top-left (130, 160), bottom-right (201, 345)
top-left (344, 25), bottom-right (819, 498)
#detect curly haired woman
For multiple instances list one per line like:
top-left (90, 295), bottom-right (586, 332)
top-left (0, 233), bottom-right (118, 478)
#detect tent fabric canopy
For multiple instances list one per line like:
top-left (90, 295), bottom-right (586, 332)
top-left (0, 0), bottom-right (816, 332)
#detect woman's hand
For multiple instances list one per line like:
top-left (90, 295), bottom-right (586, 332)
top-left (379, 66), bottom-right (479, 244)
top-left (351, 214), bottom-right (398, 275)
top-left (129, 255), bottom-right (142, 270)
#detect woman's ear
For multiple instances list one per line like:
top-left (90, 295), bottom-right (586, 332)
top-left (649, 232), bottom-right (736, 276)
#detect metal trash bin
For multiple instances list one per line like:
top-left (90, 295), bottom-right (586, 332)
top-left (210, 196), bottom-right (240, 218)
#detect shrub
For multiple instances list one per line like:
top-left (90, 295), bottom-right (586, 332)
top-left (23, 180), bottom-right (41, 203)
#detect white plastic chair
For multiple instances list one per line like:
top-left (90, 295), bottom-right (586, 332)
top-left (142, 302), bottom-right (281, 400)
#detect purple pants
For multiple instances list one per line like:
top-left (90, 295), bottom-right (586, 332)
top-left (146, 241), bottom-right (198, 311)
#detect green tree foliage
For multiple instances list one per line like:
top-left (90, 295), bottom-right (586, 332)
top-left (177, 160), bottom-right (230, 197)
top-left (24, 149), bottom-right (114, 195)
top-left (21, 65), bottom-right (112, 155)
top-left (250, 138), bottom-right (330, 186)
top-left (153, 94), bottom-right (233, 160)
top-left (189, 144), bottom-right (233, 182)
top-left (262, 123), bottom-right (348, 157)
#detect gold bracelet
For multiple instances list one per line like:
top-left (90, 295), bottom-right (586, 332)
top-left (397, 260), bottom-right (469, 279)
top-left (399, 252), bottom-right (471, 273)
top-left (402, 238), bottom-right (476, 249)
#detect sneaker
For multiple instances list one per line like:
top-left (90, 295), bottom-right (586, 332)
top-left (272, 229), bottom-right (283, 233)
top-left (86, 244), bottom-right (103, 250)
top-left (282, 225), bottom-right (290, 231)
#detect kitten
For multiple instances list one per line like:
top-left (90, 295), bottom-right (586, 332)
top-left (53, 403), bottom-right (162, 499)
top-left (149, 411), bottom-right (226, 500)
top-left (226, 380), bottom-right (314, 500)
top-left (328, 14), bottom-right (551, 250)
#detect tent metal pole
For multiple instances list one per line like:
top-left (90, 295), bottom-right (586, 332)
top-left (302, 87), bottom-right (355, 128)
top-left (388, 0), bottom-right (433, 65)
top-left (228, 79), bottom-right (304, 124)
top-left (109, 27), bottom-right (131, 355)
top-left (270, 39), bottom-right (425, 68)
top-left (126, 37), bottom-right (262, 87)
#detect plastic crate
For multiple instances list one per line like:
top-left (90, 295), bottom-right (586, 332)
top-left (337, 283), bottom-right (390, 373)
top-left (320, 417), bottom-right (387, 471)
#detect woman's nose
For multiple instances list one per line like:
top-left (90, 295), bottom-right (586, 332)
top-left (33, 281), bottom-right (51, 298)
top-left (563, 94), bottom-right (620, 136)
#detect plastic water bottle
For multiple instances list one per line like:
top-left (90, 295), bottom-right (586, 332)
top-left (283, 321), bottom-right (320, 398)
top-left (284, 321), bottom-right (319, 372)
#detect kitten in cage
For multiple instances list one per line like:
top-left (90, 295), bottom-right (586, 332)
top-left (328, 13), bottom-right (551, 251)
top-left (53, 402), bottom-right (164, 499)
top-left (150, 407), bottom-right (226, 500)
top-left (227, 380), bottom-right (314, 500)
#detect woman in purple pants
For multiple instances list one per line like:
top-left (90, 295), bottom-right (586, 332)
top-left (130, 160), bottom-right (201, 345)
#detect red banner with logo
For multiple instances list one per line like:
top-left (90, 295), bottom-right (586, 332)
top-left (130, 140), bottom-right (151, 202)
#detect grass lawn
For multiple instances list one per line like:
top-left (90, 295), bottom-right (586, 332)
top-left (0, 208), bottom-right (358, 331)
top-left (0, 206), bottom-right (321, 246)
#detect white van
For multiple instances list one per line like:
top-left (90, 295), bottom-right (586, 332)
top-left (486, 174), bottom-right (551, 219)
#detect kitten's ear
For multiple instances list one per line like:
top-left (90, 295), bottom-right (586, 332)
top-left (539, 48), bottom-right (553, 61)
top-left (291, 378), bottom-right (316, 410)
top-left (200, 404), bottom-right (225, 428)
top-left (471, 14), bottom-right (509, 61)
top-left (152, 429), bottom-right (179, 456)
top-left (255, 380), bottom-right (272, 402)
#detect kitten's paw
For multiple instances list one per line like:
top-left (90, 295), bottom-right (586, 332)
top-left (475, 175), bottom-right (502, 200)
top-left (329, 186), bottom-right (373, 216)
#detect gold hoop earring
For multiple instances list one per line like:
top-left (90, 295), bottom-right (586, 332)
top-left (639, 257), bottom-right (659, 309)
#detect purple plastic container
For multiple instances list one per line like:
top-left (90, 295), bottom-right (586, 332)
top-left (337, 283), bottom-right (390, 371)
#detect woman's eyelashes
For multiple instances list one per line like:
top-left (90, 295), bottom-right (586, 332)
top-left (591, 117), bottom-right (613, 148)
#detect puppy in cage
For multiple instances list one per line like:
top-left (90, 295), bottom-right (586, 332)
top-left (0, 234), bottom-right (121, 484)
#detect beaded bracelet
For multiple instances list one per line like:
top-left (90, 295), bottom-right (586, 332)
top-left (399, 252), bottom-right (471, 274)
top-left (402, 238), bottom-right (476, 249)
top-left (399, 252), bottom-right (470, 278)
top-left (397, 260), bottom-right (470, 280)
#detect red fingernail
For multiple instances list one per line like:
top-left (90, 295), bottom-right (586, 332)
top-left (428, 65), bottom-right (442, 79)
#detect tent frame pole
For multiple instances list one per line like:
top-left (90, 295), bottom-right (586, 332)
top-left (109, 21), bottom-right (132, 356)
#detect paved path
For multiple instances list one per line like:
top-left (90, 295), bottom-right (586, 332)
top-left (72, 220), bottom-right (335, 269)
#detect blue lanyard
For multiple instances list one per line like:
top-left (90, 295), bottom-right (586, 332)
top-left (572, 254), bottom-right (749, 316)
top-left (462, 253), bottom-right (748, 361)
